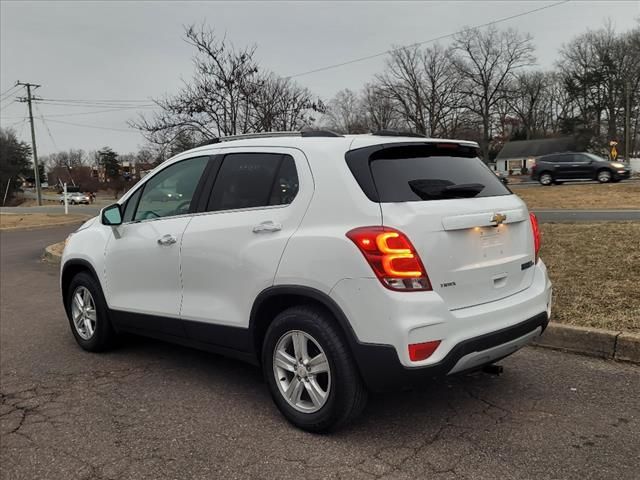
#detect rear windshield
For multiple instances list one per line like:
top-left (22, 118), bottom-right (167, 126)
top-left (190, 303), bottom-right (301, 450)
top-left (346, 144), bottom-right (510, 202)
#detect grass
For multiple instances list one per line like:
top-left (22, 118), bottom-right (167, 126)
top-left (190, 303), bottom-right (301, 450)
top-left (512, 183), bottom-right (640, 210)
top-left (540, 222), bottom-right (640, 333)
top-left (0, 213), bottom-right (88, 230)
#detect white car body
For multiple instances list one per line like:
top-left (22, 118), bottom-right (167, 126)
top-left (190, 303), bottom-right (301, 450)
top-left (61, 132), bottom-right (552, 420)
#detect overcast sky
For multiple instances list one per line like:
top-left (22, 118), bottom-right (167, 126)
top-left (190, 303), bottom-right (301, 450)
top-left (1, 0), bottom-right (639, 155)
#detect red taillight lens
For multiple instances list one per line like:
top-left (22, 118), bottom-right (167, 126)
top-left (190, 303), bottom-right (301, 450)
top-left (530, 212), bottom-right (541, 262)
top-left (408, 340), bottom-right (441, 361)
top-left (346, 227), bottom-right (432, 291)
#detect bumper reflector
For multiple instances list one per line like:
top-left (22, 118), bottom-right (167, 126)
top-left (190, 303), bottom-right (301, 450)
top-left (408, 340), bottom-right (441, 362)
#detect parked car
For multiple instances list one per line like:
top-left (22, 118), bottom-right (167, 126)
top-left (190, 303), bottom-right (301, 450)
top-left (61, 131), bottom-right (552, 432)
top-left (530, 152), bottom-right (631, 185)
top-left (59, 192), bottom-right (90, 205)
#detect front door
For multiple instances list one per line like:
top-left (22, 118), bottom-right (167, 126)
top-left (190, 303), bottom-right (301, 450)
top-left (570, 153), bottom-right (596, 179)
top-left (179, 148), bottom-right (313, 347)
top-left (104, 156), bottom-right (209, 332)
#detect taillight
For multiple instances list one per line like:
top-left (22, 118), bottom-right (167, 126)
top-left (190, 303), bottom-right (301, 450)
top-left (530, 212), bottom-right (541, 262)
top-left (346, 227), bottom-right (432, 291)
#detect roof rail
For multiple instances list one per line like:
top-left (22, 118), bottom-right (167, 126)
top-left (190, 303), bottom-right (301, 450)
top-left (371, 129), bottom-right (427, 138)
top-left (207, 130), bottom-right (344, 143)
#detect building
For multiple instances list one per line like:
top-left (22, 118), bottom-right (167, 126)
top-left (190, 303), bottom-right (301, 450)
top-left (495, 137), bottom-right (577, 174)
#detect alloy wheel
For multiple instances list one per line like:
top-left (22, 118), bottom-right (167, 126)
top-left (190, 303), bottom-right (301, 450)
top-left (273, 330), bottom-right (331, 413)
top-left (70, 286), bottom-right (97, 340)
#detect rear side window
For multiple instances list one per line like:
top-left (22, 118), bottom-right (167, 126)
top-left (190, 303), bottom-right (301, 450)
top-left (347, 144), bottom-right (510, 202)
top-left (207, 153), bottom-right (298, 211)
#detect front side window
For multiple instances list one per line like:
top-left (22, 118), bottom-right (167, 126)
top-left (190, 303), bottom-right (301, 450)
top-left (133, 156), bottom-right (208, 221)
top-left (207, 153), bottom-right (298, 212)
top-left (122, 188), bottom-right (142, 223)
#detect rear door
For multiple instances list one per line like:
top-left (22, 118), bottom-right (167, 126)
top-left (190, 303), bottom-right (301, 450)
top-left (554, 154), bottom-right (579, 179)
top-left (346, 142), bottom-right (536, 310)
top-left (179, 148), bottom-right (313, 342)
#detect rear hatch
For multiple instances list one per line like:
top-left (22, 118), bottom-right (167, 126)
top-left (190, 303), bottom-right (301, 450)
top-left (346, 142), bottom-right (535, 310)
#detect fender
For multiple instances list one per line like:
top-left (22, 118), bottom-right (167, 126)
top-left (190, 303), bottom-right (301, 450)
top-left (249, 284), bottom-right (364, 358)
top-left (60, 258), bottom-right (101, 304)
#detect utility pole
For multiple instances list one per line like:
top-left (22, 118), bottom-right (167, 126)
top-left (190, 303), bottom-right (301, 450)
top-left (16, 81), bottom-right (42, 205)
top-left (625, 80), bottom-right (631, 162)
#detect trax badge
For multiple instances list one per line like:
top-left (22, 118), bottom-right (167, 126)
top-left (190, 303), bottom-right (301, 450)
top-left (491, 213), bottom-right (507, 225)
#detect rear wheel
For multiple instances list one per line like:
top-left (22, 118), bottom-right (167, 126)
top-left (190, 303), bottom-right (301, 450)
top-left (597, 170), bottom-right (612, 183)
top-left (262, 305), bottom-right (367, 432)
top-left (66, 272), bottom-right (116, 352)
top-left (539, 173), bottom-right (553, 186)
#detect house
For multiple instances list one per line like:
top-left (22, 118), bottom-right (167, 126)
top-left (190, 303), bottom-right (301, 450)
top-left (495, 137), bottom-right (577, 174)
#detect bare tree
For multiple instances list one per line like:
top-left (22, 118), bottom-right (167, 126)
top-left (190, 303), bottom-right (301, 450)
top-left (452, 26), bottom-right (535, 160)
top-left (324, 89), bottom-right (368, 133)
top-left (361, 82), bottom-right (399, 131)
top-left (131, 24), bottom-right (322, 151)
top-left (377, 45), bottom-right (429, 134)
top-left (507, 71), bottom-right (548, 140)
top-left (249, 73), bottom-right (322, 132)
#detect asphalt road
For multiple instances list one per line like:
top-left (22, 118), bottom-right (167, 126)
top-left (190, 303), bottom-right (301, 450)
top-left (1, 226), bottom-right (639, 480)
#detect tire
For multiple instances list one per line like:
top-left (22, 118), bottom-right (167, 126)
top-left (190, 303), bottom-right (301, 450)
top-left (597, 169), bottom-right (612, 183)
top-left (262, 305), bottom-right (368, 433)
top-left (539, 173), bottom-right (553, 186)
top-left (65, 272), bottom-right (116, 352)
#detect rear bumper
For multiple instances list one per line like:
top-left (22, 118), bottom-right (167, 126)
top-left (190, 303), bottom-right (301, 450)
top-left (350, 312), bottom-right (548, 391)
top-left (330, 260), bottom-right (552, 391)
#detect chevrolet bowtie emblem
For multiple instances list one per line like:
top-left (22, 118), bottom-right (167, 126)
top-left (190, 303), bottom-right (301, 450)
top-left (491, 213), bottom-right (507, 225)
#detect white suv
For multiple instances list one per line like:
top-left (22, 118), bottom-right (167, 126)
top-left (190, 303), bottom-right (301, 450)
top-left (61, 131), bottom-right (552, 432)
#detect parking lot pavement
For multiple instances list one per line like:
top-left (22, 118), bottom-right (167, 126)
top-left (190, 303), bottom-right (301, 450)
top-left (1, 227), bottom-right (639, 480)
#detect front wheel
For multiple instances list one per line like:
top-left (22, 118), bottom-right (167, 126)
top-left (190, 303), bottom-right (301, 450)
top-left (597, 170), bottom-right (612, 183)
top-left (262, 306), bottom-right (368, 432)
top-left (65, 272), bottom-right (116, 352)
top-left (539, 173), bottom-right (553, 186)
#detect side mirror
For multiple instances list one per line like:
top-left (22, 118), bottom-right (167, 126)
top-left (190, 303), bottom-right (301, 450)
top-left (101, 203), bottom-right (123, 226)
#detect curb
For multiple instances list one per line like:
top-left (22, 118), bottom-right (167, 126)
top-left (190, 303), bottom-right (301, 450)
top-left (533, 323), bottom-right (640, 365)
top-left (43, 242), bottom-right (64, 265)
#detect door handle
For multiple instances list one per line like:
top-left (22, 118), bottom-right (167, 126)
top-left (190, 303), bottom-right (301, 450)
top-left (157, 234), bottom-right (177, 246)
top-left (252, 221), bottom-right (282, 233)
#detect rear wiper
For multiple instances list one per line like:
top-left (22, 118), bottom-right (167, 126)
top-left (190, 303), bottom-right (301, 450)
top-left (408, 180), bottom-right (485, 199)
top-left (441, 183), bottom-right (485, 197)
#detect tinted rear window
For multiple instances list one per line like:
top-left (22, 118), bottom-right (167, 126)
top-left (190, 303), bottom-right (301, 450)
top-left (206, 153), bottom-right (298, 212)
top-left (347, 144), bottom-right (510, 202)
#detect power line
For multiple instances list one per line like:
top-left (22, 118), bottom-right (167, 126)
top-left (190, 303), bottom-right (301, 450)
top-left (0, 98), bottom-right (19, 109)
top-left (45, 118), bottom-right (140, 133)
top-left (2, 105), bottom-right (158, 120)
top-left (285, 0), bottom-right (571, 79)
top-left (0, 85), bottom-right (20, 100)
top-left (39, 97), bottom-right (152, 103)
top-left (35, 101), bottom-right (156, 109)
top-left (35, 103), bottom-right (59, 151)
